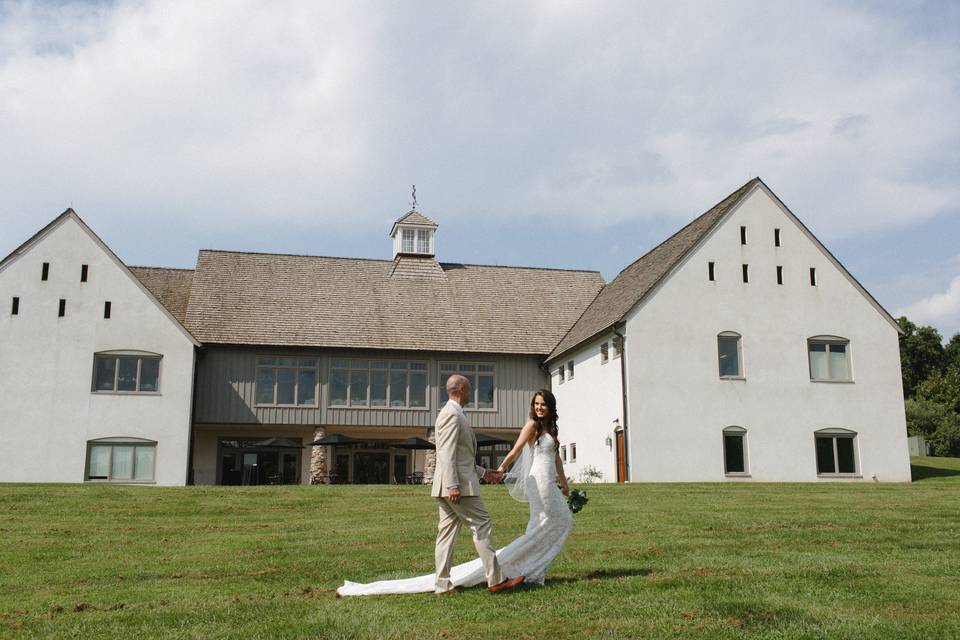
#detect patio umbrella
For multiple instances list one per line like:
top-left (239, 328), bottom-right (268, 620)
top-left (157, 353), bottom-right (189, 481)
top-left (391, 437), bottom-right (435, 450)
top-left (254, 437), bottom-right (304, 449)
top-left (476, 434), bottom-right (512, 446)
top-left (310, 433), bottom-right (360, 446)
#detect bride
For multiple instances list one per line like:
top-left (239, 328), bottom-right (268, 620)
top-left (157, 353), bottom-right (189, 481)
top-left (336, 389), bottom-right (573, 596)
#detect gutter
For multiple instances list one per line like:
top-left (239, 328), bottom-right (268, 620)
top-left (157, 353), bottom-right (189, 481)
top-left (613, 323), bottom-right (630, 482)
top-left (186, 346), bottom-right (204, 485)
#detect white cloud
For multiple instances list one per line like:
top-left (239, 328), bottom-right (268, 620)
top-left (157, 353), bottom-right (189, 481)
top-left (0, 0), bottom-right (957, 255)
top-left (897, 273), bottom-right (960, 339)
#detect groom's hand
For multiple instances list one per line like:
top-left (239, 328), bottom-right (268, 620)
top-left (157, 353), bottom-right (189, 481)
top-left (448, 488), bottom-right (461, 504)
top-left (482, 469), bottom-right (503, 484)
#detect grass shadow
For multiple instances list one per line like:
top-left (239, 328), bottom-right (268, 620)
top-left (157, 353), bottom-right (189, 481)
top-left (911, 464), bottom-right (960, 480)
top-left (547, 568), bottom-right (653, 585)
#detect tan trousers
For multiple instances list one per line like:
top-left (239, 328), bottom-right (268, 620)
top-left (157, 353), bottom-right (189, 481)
top-left (435, 496), bottom-right (503, 592)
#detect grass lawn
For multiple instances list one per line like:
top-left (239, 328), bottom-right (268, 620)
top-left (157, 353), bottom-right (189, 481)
top-left (2, 457), bottom-right (959, 640)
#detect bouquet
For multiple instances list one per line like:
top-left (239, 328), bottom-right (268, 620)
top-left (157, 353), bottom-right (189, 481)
top-left (567, 488), bottom-right (588, 513)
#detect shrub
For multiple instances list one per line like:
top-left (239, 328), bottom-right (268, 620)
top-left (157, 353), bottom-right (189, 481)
top-left (578, 465), bottom-right (604, 483)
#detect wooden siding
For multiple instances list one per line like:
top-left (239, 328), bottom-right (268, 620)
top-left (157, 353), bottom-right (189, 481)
top-left (194, 346), bottom-right (548, 430)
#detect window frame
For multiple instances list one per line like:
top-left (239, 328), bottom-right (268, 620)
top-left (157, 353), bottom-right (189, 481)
top-left (558, 364), bottom-right (565, 384)
top-left (567, 360), bottom-right (575, 380)
top-left (91, 351), bottom-right (163, 394)
top-left (722, 426), bottom-right (749, 476)
top-left (570, 442), bottom-right (577, 463)
top-left (437, 362), bottom-right (497, 411)
top-left (814, 428), bottom-right (860, 477)
top-left (717, 331), bottom-right (744, 379)
top-left (329, 357), bottom-right (429, 410)
top-left (255, 355), bottom-right (321, 407)
top-left (84, 437), bottom-right (157, 483)
top-left (600, 342), bottom-right (609, 364)
top-left (612, 336), bottom-right (623, 359)
top-left (807, 336), bottom-right (852, 382)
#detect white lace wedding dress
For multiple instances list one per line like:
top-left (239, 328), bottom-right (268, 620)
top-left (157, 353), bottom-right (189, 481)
top-left (336, 436), bottom-right (573, 596)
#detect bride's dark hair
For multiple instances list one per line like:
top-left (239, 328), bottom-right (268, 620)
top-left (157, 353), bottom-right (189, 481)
top-left (529, 389), bottom-right (559, 448)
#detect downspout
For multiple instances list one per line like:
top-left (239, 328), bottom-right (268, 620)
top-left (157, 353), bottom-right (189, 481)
top-left (613, 324), bottom-right (629, 482)
top-left (186, 346), bottom-right (204, 485)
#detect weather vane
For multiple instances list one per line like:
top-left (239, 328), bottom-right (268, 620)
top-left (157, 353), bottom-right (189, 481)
top-left (411, 184), bottom-right (418, 210)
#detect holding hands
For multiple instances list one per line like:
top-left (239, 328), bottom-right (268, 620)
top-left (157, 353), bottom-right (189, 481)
top-left (482, 469), bottom-right (504, 484)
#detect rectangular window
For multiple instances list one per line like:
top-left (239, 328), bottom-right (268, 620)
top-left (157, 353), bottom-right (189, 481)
top-left (438, 362), bottom-right (496, 410)
top-left (567, 360), bottom-right (574, 379)
top-left (612, 335), bottom-right (623, 359)
top-left (104, 301), bottom-right (112, 319)
top-left (600, 342), bottom-right (609, 364)
top-left (774, 228), bottom-right (781, 247)
top-left (816, 434), bottom-right (857, 475)
top-left (402, 229), bottom-right (415, 253)
top-left (41, 262), bottom-right (49, 281)
top-left (560, 445), bottom-right (567, 462)
top-left (742, 264), bottom-right (749, 283)
top-left (570, 443), bottom-right (577, 462)
top-left (86, 442), bottom-right (156, 482)
top-left (58, 299), bottom-right (66, 317)
top-left (808, 340), bottom-right (851, 381)
top-left (740, 226), bottom-right (747, 245)
top-left (11, 297), bottom-right (18, 315)
top-left (416, 229), bottom-right (430, 253)
top-left (81, 264), bottom-right (88, 282)
top-left (708, 261), bottom-right (715, 281)
top-left (255, 356), bottom-right (319, 406)
top-left (776, 266), bottom-right (783, 285)
top-left (331, 359), bottom-right (428, 408)
top-left (724, 433), bottom-right (746, 474)
top-left (92, 354), bottom-right (162, 393)
top-left (718, 334), bottom-right (742, 377)
top-left (558, 364), bottom-right (565, 383)
top-left (810, 267), bottom-right (817, 286)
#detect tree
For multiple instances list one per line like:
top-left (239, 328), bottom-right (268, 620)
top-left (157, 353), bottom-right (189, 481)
top-left (944, 333), bottom-right (960, 371)
top-left (928, 412), bottom-right (960, 457)
top-left (905, 397), bottom-right (953, 438)
top-left (897, 317), bottom-right (945, 398)
top-left (915, 364), bottom-right (960, 414)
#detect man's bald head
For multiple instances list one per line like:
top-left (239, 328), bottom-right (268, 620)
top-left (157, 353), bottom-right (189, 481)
top-left (445, 374), bottom-right (471, 405)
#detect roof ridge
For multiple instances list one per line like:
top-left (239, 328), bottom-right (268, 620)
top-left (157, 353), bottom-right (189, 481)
top-left (128, 265), bottom-right (195, 272)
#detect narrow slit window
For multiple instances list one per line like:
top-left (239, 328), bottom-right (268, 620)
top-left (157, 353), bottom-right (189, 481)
top-left (41, 262), bottom-right (49, 281)
top-left (58, 299), bottom-right (66, 317)
top-left (11, 297), bottom-right (19, 315)
top-left (104, 301), bottom-right (112, 319)
top-left (708, 261), bottom-right (715, 281)
top-left (776, 266), bottom-right (783, 285)
top-left (774, 228), bottom-right (781, 247)
top-left (810, 267), bottom-right (817, 286)
top-left (742, 264), bottom-right (749, 283)
top-left (740, 226), bottom-right (747, 245)
top-left (81, 265), bottom-right (88, 282)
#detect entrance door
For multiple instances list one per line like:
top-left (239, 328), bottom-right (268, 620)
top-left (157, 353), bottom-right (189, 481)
top-left (393, 454), bottom-right (408, 484)
top-left (354, 452), bottom-right (389, 484)
top-left (616, 431), bottom-right (626, 483)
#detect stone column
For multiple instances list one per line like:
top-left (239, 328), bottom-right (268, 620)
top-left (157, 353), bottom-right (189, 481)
top-left (309, 427), bottom-right (327, 485)
top-left (423, 427), bottom-right (436, 485)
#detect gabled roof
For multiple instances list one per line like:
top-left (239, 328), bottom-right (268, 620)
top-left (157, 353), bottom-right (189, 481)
top-left (547, 177), bottom-right (902, 362)
top-left (128, 267), bottom-right (195, 324)
top-left (184, 250), bottom-right (603, 355)
top-left (0, 209), bottom-right (201, 346)
top-left (389, 210), bottom-right (438, 237)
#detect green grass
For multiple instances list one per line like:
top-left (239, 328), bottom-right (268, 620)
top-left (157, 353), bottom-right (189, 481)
top-left (1, 457), bottom-right (959, 639)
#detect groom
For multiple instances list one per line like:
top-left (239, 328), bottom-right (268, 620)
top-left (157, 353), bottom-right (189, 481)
top-left (431, 374), bottom-right (525, 595)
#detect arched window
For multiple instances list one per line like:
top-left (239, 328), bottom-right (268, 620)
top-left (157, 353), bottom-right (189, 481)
top-left (814, 428), bottom-right (858, 475)
top-left (722, 426), bottom-right (748, 475)
top-left (717, 332), bottom-right (743, 378)
top-left (808, 336), bottom-right (851, 382)
top-left (92, 350), bottom-right (162, 393)
top-left (85, 437), bottom-right (157, 482)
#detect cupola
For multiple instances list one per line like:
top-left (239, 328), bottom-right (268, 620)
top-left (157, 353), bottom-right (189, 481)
top-left (389, 187), bottom-right (438, 259)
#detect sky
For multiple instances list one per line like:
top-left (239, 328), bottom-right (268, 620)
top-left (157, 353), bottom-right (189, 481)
top-left (1, 0), bottom-right (958, 339)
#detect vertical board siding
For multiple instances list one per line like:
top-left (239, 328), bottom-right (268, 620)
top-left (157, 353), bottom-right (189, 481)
top-left (195, 347), bottom-right (549, 429)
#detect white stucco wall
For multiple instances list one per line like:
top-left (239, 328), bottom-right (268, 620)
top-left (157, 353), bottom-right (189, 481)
top-left (0, 215), bottom-right (196, 485)
top-left (622, 187), bottom-right (910, 482)
top-left (549, 335), bottom-right (623, 483)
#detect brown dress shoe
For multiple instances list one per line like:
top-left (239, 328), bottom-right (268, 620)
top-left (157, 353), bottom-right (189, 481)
top-left (436, 587), bottom-right (460, 596)
top-left (488, 575), bottom-right (525, 594)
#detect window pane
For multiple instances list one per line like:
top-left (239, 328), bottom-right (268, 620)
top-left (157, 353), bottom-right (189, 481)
top-left (276, 368), bottom-right (295, 404)
top-left (402, 229), bottom-right (414, 252)
top-left (477, 364), bottom-right (495, 372)
top-left (88, 445), bottom-right (111, 478)
top-left (298, 369), bottom-right (317, 406)
top-left (331, 358), bottom-right (349, 369)
top-left (256, 368), bottom-right (276, 404)
top-left (350, 370), bottom-right (369, 406)
top-left (277, 357), bottom-right (296, 366)
top-left (351, 359), bottom-right (369, 369)
top-left (459, 364), bottom-right (476, 372)
top-left (409, 372), bottom-right (427, 407)
top-left (417, 230), bottom-right (430, 253)
top-left (94, 357), bottom-right (116, 391)
top-left (134, 447), bottom-right (155, 481)
top-left (257, 357), bottom-right (277, 366)
top-left (371, 360), bottom-right (389, 370)
top-left (139, 358), bottom-right (160, 392)
top-left (409, 362), bottom-right (427, 371)
top-left (111, 446), bottom-right (134, 480)
top-left (390, 371), bottom-right (407, 407)
top-left (718, 337), bottom-right (740, 377)
top-left (837, 437), bottom-right (856, 473)
top-left (724, 435), bottom-right (745, 473)
top-left (299, 358), bottom-right (317, 367)
top-left (477, 374), bottom-right (495, 409)
top-left (330, 370), bottom-right (348, 406)
top-left (117, 357), bottom-right (139, 391)
top-left (440, 363), bottom-right (457, 371)
top-left (438, 375), bottom-right (450, 406)
top-left (809, 343), bottom-right (829, 379)
top-left (830, 344), bottom-right (849, 380)
top-left (815, 436), bottom-right (835, 473)
top-left (371, 371), bottom-right (388, 407)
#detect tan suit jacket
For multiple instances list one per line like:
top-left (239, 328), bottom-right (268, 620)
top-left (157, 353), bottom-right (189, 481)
top-left (431, 400), bottom-right (485, 497)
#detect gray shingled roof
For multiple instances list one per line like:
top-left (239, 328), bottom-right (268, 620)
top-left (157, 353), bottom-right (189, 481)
top-left (129, 267), bottom-right (195, 324)
top-left (548, 178), bottom-right (761, 361)
top-left (390, 210), bottom-right (438, 236)
top-left (185, 251), bottom-right (603, 355)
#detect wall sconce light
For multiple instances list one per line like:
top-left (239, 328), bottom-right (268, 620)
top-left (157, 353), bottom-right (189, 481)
top-left (605, 436), bottom-right (613, 449)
